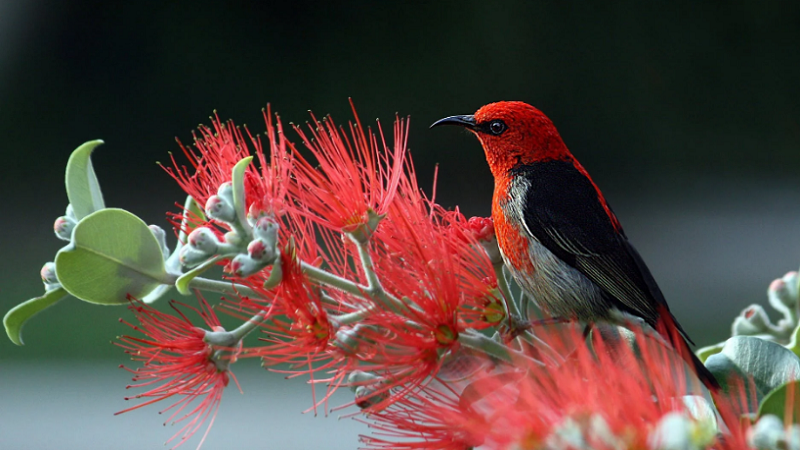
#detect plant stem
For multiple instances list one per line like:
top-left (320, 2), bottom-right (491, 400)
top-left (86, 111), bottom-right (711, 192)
top-left (189, 277), bottom-right (261, 299)
top-left (333, 306), bottom-right (377, 326)
top-left (494, 263), bottom-right (519, 318)
top-left (458, 330), bottom-right (544, 366)
top-left (301, 260), bottom-right (407, 314)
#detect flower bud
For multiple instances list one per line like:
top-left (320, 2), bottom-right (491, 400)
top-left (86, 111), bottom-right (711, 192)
top-left (53, 215), bottom-right (76, 241)
top-left (187, 227), bottom-right (220, 254)
top-left (228, 254), bottom-right (263, 277)
top-left (205, 195), bottom-right (235, 223)
top-left (335, 326), bottom-right (365, 355)
top-left (347, 370), bottom-right (381, 389)
top-left (247, 203), bottom-right (267, 226)
top-left (353, 385), bottom-right (389, 410)
top-left (148, 225), bottom-right (170, 259)
top-left (216, 182), bottom-right (234, 204)
top-left (467, 216), bottom-right (495, 241)
top-left (253, 216), bottom-right (279, 242)
top-left (247, 238), bottom-right (276, 263)
top-left (732, 305), bottom-right (771, 336)
top-left (40, 262), bottom-right (59, 290)
top-left (179, 246), bottom-right (212, 267)
top-left (467, 217), bottom-right (503, 265)
top-left (768, 273), bottom-right (799, 315)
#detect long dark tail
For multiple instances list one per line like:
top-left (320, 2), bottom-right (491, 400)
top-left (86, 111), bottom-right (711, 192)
top-left (657, 308), bottom-right (721, 392)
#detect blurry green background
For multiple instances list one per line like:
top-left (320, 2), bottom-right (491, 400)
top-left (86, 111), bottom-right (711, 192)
top-left (1, 1), bottom-right (799, 448)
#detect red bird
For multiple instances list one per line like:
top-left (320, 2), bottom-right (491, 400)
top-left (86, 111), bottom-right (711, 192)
top-left (432, 101), bottom-right (719, 390)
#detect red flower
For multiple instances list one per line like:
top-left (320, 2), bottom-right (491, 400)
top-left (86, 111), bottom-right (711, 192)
top-left (250, 249), bottom-right (347, 414)
top-left (364, 323), bottom-right (748, 450)
top-left (165, 106), bottom-right (294, 222)
top-left (116, 297), bottom-right (239, 450)
top-left (289, 101), bottom-right (408, 234)
top-left (343, 196), bottom-right (497, 409)
top-left (359, 382), bottom-right (486, 450)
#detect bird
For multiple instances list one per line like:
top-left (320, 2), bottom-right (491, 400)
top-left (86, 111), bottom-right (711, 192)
top-left (431, 101), bottom-right (719, 391)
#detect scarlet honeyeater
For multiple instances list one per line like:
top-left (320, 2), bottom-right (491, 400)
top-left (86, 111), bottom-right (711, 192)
top-left (431, 101), bottom-right (719, 390)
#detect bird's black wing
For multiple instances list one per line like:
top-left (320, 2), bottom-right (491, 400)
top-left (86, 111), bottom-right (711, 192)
top-left (509, 160), bottom-right (691, 341)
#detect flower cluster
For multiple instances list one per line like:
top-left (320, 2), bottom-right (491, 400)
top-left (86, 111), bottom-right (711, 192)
top-left (33, 102), bottom-right (790, 450)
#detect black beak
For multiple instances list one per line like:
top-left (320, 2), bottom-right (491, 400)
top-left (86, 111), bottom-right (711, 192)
top-left (429, 114), bottom-right (476, 130)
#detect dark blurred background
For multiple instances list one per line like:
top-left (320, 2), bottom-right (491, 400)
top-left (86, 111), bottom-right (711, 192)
top-left (2, 1), bottom-right (799, 448)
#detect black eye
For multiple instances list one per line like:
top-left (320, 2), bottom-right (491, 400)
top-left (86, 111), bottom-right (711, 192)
top-left (488, 119), bottom-right (507, 135)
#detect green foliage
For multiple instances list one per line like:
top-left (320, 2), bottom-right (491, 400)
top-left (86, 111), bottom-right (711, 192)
top-left (696, 342), bottom-right (725, 363)
top-left (175, 255), bottom-right (223, 295)
top-left (758, 380), bottom-right (800, 424)
top-left (55, 208), bottom-right (174, 305)
top-left (706, 336), bottom-right (800, 412)
top-left (3, 288), bottom-right (69, 345)
top-left (232, 156), bottom-right (253, 234)
top-left (65, 140), bottom-right (106, 220)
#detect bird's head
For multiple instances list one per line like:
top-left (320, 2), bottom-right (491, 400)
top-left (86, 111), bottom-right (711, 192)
top-left (431, 101), bottom-right (570, 176)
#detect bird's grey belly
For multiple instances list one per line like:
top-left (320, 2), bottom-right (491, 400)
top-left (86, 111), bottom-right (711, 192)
top-left (503, 238), bottom-right (613, 322)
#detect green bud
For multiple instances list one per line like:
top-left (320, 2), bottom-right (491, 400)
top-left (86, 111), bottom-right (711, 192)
top-left (187, 227), bottom-right (220, 254)
top-left (40, 262), bottom-right (60, 290)
top-left (732, 305), bottom-right (771, 336)
top-left (53, 215), bottom-right (76, 241)
top-left (205, 195), bottom-right (236, 223)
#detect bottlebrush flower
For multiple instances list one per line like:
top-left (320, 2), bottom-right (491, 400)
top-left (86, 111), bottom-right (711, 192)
top-left (165, 106), bottom-right (294, 222)
top-left (359, 381), bottom-right (486, 450)
top-left (116, 297), bottom-right (240, 450)
top-left (362, 322), bottom-right (748, 450)
top-left (344, 196), bottom-right (497, 409)
top-left (289, 101), bottom-right (408, 236)
top-left (250, 247), bottom-right (347, 414)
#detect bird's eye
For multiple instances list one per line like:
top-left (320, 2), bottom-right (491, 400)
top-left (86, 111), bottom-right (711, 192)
top-left (488, 119), bottom-right (507, 135)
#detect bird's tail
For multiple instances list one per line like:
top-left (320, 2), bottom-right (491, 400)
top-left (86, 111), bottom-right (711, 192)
top-left (656, 308), bottom-right (720, 392)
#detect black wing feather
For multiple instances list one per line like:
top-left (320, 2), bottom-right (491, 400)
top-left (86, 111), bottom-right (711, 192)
top-left (511, 161), bottom-right (691, 342)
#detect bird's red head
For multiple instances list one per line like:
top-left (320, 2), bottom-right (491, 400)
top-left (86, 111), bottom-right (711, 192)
top-left (431, 101), bottom-right (572, 176)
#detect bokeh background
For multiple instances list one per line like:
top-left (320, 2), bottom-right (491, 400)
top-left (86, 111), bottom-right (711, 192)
top-left (2, 1), bottom-right (800, 449)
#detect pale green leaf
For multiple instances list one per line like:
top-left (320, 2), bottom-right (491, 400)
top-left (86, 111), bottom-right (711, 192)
top-left (696, 342), bottom-right (725, 363)
top-left (65, 140), bottom-right (106, 219)
top-left (706, 336), bottom-right (800, 411)
top-left (175, 255), bottom-right (224, 295)
top-left (55, 208), bottom-right (172, 305)
top-left (4, 288), bottom-right (69, 345)
top-left (232, 156), bottom-right (253, 232)
top-left (758, 380), bottom-right (800, 424)
top-left (177, 195), bottom-right (206, 243)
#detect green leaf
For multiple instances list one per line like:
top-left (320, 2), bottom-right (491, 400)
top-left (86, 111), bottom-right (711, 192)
top-left (177, 195), bottom-right (206, 244)
top-left (758, 380), bottom-right (800, 424)
top-left (696, 342), bottom-right (726, 363)
top-left (55, 208), bottom-right (173, 305)
top-left (232, 156), bottom-right (253, 233)
top-left (175, 255), bottom-right (224, 295)
top-left (705, 336), bottom-right (800, 408)
top-left (65, 140), bottom-right (106, 220)
top-left (789, 320), bottom-right (800, 358)
top-left (4, 288), bottom-right (69, 345)
top-left (141, 284), bottom-right (173, 304)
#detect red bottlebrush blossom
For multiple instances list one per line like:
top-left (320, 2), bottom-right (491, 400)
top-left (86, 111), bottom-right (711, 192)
top-left (164, 106), bottom-right (294, 221)
top-left (290, 101), bottom-right (408, 234)
top-left (359, 381), bottom-right (486, 450)
top-left (116, 297), bottom-right (240, 450)
top-left (251, 248), bottom-right (346, 414)
top-left (363, 323), bottom-right (749, 450)
top-left (346, 196), bottom-right (497, 408)
top-left (465, 216), bottom-right (495, 242)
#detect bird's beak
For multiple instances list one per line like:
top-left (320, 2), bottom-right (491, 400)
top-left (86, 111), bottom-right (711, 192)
top-left (429, 114), bottom-right (477, 130)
